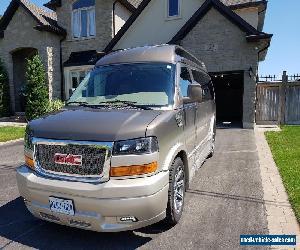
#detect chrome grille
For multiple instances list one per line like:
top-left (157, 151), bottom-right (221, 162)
top-left (33, 138), bottom-right (112, 183)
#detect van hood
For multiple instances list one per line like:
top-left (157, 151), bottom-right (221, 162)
top-left (29, 107), bottom-right (162, 142)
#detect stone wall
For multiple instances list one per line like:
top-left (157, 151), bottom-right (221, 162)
top-left (0, 6), bottom-right (61, 113)
top-left (181, 8), bottom-right (261, 128)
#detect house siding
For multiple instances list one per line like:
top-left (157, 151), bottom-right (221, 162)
top-left (57, 0), bottom-right (114, 64)
top-left (114, 0), bottom-right (206, 49)
top-left (114, 2), bottom-right (132, 35)
top-left (0, 6), bottom-right (61, 113)
top-left (180, 8), bottom-right (260, 128)
top-left (234, 7), bottom-right (259, 29)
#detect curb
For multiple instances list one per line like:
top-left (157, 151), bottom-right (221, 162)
top-left (0, 138), bottom-right (24, 146)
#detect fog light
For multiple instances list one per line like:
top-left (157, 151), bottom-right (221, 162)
top-left (40, 212), bottom-right (60, 222)
top-left (120, 216), bottom-right (138, 222)
top-left (70, 219), bottom-right (91, 228)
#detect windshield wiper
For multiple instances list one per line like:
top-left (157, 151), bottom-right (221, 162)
top-left (66, 101), bottom-right (100, 108)
top-left (99, 100), bottom-right (152, 110)
top-left (66, 101), bottom-right (89, 106)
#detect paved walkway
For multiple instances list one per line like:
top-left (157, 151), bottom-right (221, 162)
top-left (255, 126), bottom-right (300, 249)
top-left (0, 122), bottom-right (26, 127)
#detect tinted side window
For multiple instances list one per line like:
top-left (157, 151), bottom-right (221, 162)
top-left (180, 67), bottom-right (192, 97)
top-left (192, 70), bottom-right (212, 101)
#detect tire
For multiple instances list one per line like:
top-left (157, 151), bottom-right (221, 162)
top-left (165, 157), bottom-right (186, 225)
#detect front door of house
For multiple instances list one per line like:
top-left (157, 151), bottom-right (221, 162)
top-left (12, 48), bottom-right (37, 113)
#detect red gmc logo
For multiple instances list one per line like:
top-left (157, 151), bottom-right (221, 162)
top-left (54, 153), bottom-right (82, 166)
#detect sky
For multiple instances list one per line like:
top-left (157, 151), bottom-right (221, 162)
top-left (0, 0), bottom-right (299, 77)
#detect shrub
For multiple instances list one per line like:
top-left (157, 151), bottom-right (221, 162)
top-left (48, 99), bottom-right (64, 112)
top-left (0, 58), bottom-right (10, 117)
top-left (25, 55), bottom-right (49, 121)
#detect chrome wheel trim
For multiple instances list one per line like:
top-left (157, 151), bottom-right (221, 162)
top-left (173, 165), bottom-right (185, 214)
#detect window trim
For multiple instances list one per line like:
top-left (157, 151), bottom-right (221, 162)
top-left (64, 66), bottom-right (93, 99)
top-left (72, 5), bottom-right (96, 40)
top-left (166, 0), bottom-right (182, 20)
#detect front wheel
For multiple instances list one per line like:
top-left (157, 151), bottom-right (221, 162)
top-left (165, 157), bottom-right (186, 225)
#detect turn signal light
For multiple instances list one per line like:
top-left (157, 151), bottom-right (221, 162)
top-left (25, 155), bottom-right (35, 170)
top-left (110, 162), bottom-right (158, 177)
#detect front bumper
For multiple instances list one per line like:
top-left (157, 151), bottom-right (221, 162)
top-left (16, 165), bottom-right (169, 232)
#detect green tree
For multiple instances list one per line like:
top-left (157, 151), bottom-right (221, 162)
top-left (0, 58), bottom-right (11, 117)
top-left (25, 55), bottom-right (49, 121)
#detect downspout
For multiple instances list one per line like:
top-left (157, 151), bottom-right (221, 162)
top-left (112, 0), bottom-right (118, 37)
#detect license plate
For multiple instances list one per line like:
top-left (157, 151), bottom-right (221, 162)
top-left (49, 197), bottom-right (75, 216)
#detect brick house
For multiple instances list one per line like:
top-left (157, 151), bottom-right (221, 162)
top-left (0, 0), bottom-right (272, 128)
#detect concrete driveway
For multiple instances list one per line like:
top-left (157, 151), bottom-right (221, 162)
top-left (0, 129), bottom-right (268, 250)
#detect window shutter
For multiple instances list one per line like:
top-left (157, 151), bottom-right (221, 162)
top-left (72, 10), bottom-right (80, 38)
top-left (88, 9), bottom-right (96, 36)
top-left (81, 9), bottom-right (88, 37)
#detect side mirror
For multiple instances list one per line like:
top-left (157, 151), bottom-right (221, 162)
top-left (183, 84), bottom-right (202, 104)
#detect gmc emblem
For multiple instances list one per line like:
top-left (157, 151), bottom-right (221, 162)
top-left (54, 153), bottom-right (82, 166)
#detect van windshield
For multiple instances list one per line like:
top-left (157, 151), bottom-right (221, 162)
top-left (68, 63), bottom-right (176, 107)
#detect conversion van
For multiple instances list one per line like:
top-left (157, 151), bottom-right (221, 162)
top-left (16, 45), bottom-right (216, 232)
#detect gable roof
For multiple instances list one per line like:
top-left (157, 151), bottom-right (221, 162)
top-left (44, 0), bottom-right (143, 11)
top-left (169, 0), bottom-right (272, 44)
top-left (104, 0), bottom-right (271, 52)
top-left (104, 0), bottom-right (152, 52)
top-left (222, 0), bottom-right (267, 10)
top-left (0, 0), bottom-right (66, 38)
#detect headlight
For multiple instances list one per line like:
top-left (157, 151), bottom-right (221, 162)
top-left (113, 137), bottom-right (159, 155)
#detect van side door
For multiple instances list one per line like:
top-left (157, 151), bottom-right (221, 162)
top-left (191, 69), bottom-right (214, 165)
top-left (179, 66), bottom-right (196, 169)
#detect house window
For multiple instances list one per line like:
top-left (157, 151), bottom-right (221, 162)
top-left (168, 0), bottom-right (180, 18)
top-left (72, 0), bottom-right (96, 39)
top-left (70, 70), bottom-right (90, 90)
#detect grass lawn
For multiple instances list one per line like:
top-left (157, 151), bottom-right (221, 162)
top-left (265, 126), bottom-right (300, 222)
top-left (0, 126), bottom-right (26, 142)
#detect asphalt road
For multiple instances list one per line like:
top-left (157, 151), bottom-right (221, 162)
top-left (0, 129), bottom-right (269, 250)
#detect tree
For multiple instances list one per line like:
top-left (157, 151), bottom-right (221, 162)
top-left (25, 55), bottom-right (49, 121)
top-left (0, 58), bottom-right (10, 117)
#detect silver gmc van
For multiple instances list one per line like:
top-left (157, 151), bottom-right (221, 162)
top-left (16, 45), bottom-right (216, 232)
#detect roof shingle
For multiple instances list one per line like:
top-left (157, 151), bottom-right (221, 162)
top-left (221, 0), bottom-right (266, 9)
top-left (44, 0), bottom-right (143, 11)
top-left (20, 0), bottom-right (65, 35)
top-left (127, 0), bottom-right (143, 8)
top-left (0, 0), bottom-right (66, 37)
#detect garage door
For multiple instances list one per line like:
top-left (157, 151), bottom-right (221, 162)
top-left (210, 71), bottom-right (244, 127)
